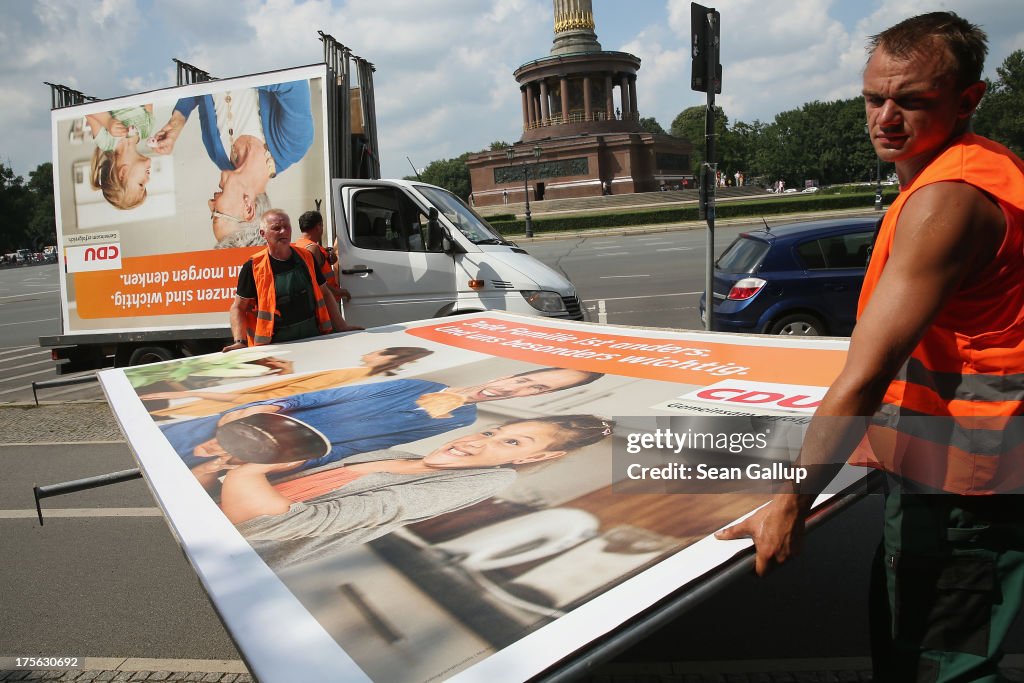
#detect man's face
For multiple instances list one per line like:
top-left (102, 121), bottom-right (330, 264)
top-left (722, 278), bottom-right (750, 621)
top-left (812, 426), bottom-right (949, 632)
top-left (259, 213), bottom-right (292, 247)
top-left (210, 171), bottom-right (249, 240)
top-left (454, 369), bottom-right (591, 403)
top-left (863, 45), bottom-right (978, 176)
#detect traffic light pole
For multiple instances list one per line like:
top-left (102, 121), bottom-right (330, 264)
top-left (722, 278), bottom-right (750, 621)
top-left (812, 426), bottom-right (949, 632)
top-left (701, 8), bottom-right (720, 331)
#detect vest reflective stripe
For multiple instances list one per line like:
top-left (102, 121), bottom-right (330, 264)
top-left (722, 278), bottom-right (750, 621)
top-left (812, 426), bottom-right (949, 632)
top-left (860, 424), bottom-right (1024, 494)
top-left (295, 237), bottom-right (340, 295)
top-left (896, 358), bottom-right (1024, 404)
top-left (880, 387), bottom-right (1022, 423)
top-left (871, 405), bottom-right (1024, 455)
top-left (855, 134), bottom-right (1024, 493)
top-left (244, 247), bottom-right (331, 346)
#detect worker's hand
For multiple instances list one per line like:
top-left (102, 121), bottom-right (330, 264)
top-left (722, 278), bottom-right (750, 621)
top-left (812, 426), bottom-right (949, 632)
top-left (222, 341), bottom-right (247, 353)
top-left (715, 494), bottom-right (807, 577)
top-left (336, 323), bottom-right (363, 332)
top-left (338, 288), bottom-right (352, 303)
top-left (216, 403), bottom-right (282, 427)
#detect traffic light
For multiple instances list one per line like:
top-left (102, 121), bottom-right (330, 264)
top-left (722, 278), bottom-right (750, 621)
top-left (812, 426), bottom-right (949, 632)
top-left (691, 3), bottom-right (721, 94)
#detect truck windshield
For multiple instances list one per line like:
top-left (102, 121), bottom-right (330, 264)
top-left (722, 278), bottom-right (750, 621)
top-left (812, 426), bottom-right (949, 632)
top-left (415, 186), bottom-right (511, 245)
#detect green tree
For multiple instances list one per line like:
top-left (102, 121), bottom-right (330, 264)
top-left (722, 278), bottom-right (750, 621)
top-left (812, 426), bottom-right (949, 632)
top-left (749, 97), bottom-right (887, 188)
top-left (723, 120), bottom-right (765, 178)
top-left (0, 163), bottom-right (32, 253)
top-left (974, 50), bottom-right (1024, 156)
top-left (26, 163), bottom-right (56, 249)
top-left (488, 140), bottom-right (511, 151)
top-left (405, 155), bottom-right (471, 200)
top-left (670, 105), bottom-right (728, 175)
top-left (639, 116), bottom-right (667, 135)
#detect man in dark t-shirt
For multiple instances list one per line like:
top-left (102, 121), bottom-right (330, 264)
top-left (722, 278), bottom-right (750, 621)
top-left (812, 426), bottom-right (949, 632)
top-left (235, 249), bottom-right (325, 339)
top-left (223, 210), bottom-right (360, 351)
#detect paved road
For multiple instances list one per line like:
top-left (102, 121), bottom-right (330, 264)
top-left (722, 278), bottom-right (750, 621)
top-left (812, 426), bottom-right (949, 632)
top-left (526, 223), bottom-right (750, 329)
top-left (0, 264), bottom-right (104, 404)
top-left (0, 404), bottom-right (242, 677)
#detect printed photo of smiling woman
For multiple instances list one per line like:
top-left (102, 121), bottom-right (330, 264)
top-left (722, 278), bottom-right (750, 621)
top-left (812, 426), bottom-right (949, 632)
top-left (219, 414), bottom-right (615, 568)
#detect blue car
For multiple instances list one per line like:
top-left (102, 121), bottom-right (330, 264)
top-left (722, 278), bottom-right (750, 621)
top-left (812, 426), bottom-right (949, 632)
top-left (699, 216), bottom-right (880, 336)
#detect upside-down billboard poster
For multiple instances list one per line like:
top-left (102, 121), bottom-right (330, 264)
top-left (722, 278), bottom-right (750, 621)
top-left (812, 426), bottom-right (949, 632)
top-left (100, 313), bottom-right (865, 682)
top-left (51, 64), bottom-right (329, 335)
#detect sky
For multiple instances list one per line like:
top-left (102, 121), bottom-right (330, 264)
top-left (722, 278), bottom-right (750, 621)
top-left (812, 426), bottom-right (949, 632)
top-left (2, 0), bottom-right (1021, 180)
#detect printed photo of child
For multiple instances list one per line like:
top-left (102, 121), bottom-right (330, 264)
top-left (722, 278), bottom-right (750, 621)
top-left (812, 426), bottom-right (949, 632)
top-left (85, 105), bottom-right (155, 210)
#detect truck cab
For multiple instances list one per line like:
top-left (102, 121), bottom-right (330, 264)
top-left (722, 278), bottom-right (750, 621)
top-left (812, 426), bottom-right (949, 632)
top-left (335, 179), bottom-right (583, 327)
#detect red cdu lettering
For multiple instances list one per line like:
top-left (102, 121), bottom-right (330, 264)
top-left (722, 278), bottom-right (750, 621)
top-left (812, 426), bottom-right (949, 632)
top-left (729, 391), bottom-right (785, 404)
top-left (777, 395), bottom-right (822, 409)
top-left (695, 388), bottom-right (746, 401)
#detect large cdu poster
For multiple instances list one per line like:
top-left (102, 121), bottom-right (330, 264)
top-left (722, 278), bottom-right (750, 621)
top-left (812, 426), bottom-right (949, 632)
top-left (51, 65), bottom-right (329, 335)
top-left (99, 312), bottom-right (866, 682)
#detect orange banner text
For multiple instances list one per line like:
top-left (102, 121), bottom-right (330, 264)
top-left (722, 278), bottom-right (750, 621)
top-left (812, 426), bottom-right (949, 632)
top-left (74, 247), bottom-right (261, 319)
top-left (406, 316), bottom-right (847, 387)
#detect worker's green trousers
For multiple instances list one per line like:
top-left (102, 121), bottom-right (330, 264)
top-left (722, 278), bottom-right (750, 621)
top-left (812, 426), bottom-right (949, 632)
top-left (871, 477), bottom-right (1024, 682)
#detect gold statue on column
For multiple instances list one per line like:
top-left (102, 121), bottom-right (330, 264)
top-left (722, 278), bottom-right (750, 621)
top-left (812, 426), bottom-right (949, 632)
top-left (550, 0), bottom-right (600, 55)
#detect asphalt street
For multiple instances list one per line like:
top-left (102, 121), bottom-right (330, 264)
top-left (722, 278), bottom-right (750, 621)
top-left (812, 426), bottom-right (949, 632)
top-left (1, 432), bottom-right (240, 662)
top-left (0, 264), bottom-right (104, 403)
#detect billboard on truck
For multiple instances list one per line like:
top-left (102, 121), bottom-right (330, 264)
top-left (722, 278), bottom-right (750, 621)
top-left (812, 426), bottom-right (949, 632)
top-left (51, 64), bottom-right (330, 336)
top-left (101, 312), bottom-right (868, 682)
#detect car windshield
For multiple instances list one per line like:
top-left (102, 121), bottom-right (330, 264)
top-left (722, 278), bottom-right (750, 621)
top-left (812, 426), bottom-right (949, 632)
top-left (415, 186), bottom-right (509, 245)
top-left (717, 235), bottom-right (770, 274)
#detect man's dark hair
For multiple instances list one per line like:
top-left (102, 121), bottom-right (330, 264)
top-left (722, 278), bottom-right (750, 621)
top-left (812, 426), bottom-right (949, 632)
top-left (510, 367), bottom-right (604, 390)
top-left (298, 210), bottom-right (323, 233)
top-left (868, 11), bottom-right (988, 89)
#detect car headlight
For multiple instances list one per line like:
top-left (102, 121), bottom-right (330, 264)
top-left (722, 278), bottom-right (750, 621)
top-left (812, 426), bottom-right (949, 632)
top-left (520, 290), bottom-right (566, 313)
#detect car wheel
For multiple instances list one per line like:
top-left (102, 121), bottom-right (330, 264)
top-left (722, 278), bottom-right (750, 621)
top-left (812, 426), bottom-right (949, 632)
top-left (769, 314), bottom-right (825, 336)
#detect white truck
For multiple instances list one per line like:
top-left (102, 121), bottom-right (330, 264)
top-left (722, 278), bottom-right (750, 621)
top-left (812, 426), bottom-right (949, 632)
top-left (42, 48), bottom-right (581, 372)
top-left (334, 178), bottom-right (581, 326)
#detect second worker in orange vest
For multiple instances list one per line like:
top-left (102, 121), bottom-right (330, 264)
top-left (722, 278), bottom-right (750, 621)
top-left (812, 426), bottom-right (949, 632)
top-left (224, 209), bottom-right (361, 352)
top-left (296, 210), bottom-right (350, 304)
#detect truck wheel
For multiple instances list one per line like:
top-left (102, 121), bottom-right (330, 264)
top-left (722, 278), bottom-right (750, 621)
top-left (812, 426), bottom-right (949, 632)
top-left (127, 345), bottom-right (177, 366)
top-left (768, 314), bottom-right (825, 336)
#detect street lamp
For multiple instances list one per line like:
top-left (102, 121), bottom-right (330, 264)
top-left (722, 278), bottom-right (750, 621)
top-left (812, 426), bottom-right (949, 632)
top-left (506, 145), bottom-right (543, 238)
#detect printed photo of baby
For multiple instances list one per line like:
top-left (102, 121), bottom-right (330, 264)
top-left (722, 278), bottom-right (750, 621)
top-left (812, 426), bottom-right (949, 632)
top-left (85, 105), bottom-right (156, 210)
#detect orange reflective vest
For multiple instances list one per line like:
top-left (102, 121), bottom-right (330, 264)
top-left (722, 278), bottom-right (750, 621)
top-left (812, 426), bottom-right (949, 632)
top-left (295, 236), bottom-right (341, 300)
top-left (854, 133), bottom-right (1024, 493)
top-left (245, 247), bottom-right (332, 346)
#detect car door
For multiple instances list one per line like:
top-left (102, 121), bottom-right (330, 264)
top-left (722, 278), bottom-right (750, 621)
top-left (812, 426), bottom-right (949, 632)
top-left (337, 186), bottom-right (457, 327)
top-left (795, 230), bottom-right (873, 335)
